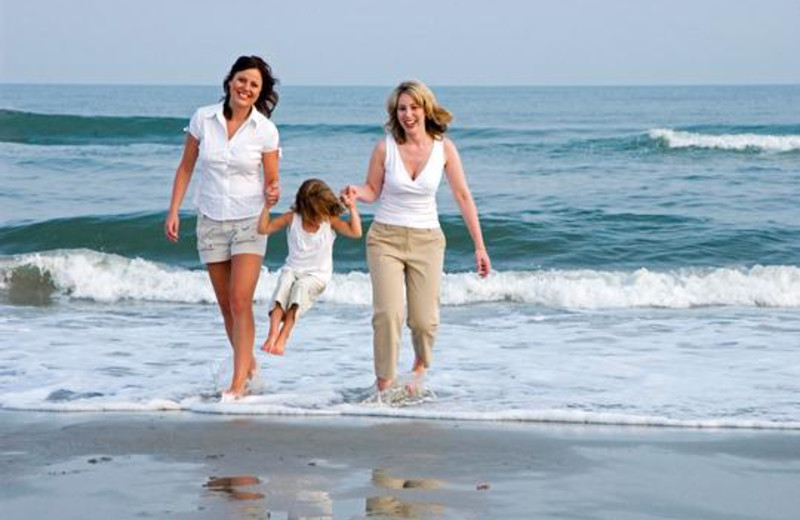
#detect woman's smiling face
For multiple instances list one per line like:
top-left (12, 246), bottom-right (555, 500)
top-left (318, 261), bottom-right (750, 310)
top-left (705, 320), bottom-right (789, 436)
top-left (396, 92), bottom-right (426, 134)
top-left (227, 68), bottom-right (262, 111)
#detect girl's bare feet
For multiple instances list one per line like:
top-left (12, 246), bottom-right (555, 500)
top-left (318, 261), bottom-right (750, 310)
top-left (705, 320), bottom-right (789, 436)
top-left (260, 337), bottom-right (275, 353)
top-left (261, 327), bottom-right (281, 353)
top-left (269, 337), bottom-right (287, 356)
top-left (261, 334), bottom-right (285, 356)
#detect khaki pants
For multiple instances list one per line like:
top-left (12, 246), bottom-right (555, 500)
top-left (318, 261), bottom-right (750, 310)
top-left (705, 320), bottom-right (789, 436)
top-left (366, 222), bottom-right (446, 381)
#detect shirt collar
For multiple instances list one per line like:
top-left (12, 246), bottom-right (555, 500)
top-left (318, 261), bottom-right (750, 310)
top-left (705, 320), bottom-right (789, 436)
top-left (210, 102), bottom-right (263, 129)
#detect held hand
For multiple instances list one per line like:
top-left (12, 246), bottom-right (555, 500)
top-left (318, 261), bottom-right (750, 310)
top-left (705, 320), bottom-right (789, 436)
top-left (339, 192), bottom-right (356, 209)
top-left (265, 182), bottom-right (281, 207)
top-left (165, 213), bottom-right (180, 242)
top-left (475, 249), bottom-right (491, 278)
top-left (340, 185), bottom-right (359, 201)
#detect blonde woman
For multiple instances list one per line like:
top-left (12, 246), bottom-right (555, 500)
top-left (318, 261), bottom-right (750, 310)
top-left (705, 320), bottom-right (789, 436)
top-left (343, 80), bottom-right (491, 393)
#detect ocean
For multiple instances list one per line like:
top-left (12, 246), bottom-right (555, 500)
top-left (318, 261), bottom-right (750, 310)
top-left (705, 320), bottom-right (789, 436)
top-left (1, 84), bottom-right (798, 428)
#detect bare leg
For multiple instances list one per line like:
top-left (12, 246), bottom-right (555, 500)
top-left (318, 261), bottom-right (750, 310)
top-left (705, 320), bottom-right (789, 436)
top-left (271, 305), bottom-right (298, 356)
top-left (261, 304), bottom-right (285, 354)
top-left (224, 254), bottom-right (262, 397)
top-left (206, 261), bottom-right (234, 347)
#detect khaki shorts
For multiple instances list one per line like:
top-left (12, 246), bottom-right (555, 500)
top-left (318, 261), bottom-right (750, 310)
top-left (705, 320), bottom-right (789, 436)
top-left (196, 213), bottom-right (267, 264)
top-left (270, 268), bottom-right (327, 318)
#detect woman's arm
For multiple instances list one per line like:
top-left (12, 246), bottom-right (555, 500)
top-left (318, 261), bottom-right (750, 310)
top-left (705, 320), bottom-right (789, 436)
top-left (330, 194), bottom-right (363, 238)
top-left (165, 134), bottom-right (200, 242)
top-left (443, 138), bottom-right (491, 277)
top-left (262, 150), bottom-right (281, 206)
top-left (342, 140), bottom-right (386, 203)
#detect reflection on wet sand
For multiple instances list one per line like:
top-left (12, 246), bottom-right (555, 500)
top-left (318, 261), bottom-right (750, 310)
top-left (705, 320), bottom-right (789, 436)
top-left (367, 468), bottom-right (446, 518)
top-left (272, 484), bottom-right (333, 520)
top-left (372, 468), bottom-right (444, 490)
top-left (204, 475), bottom-right (264, 501)
top-left (203, 474), bottom-right (333, 520)
top-left (202, 468), bottom-right (448, 519)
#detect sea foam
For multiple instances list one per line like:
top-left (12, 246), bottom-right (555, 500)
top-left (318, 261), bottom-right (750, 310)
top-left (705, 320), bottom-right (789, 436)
top-left (649, 128), bottom-right (800, 152)
top-left (2, 250), bottom-right (798, 309)
top-left (3, 393), bottom-right (798, 430)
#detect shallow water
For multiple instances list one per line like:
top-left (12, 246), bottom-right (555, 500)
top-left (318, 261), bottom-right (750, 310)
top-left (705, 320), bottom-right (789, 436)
top-left (1, 85), bottom-right (798, 427)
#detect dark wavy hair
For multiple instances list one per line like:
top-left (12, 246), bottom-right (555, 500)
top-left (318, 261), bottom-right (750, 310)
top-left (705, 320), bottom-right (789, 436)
top-left (222, 55), bottom-right (279, 119)
top-left (293, 179), bottom-right (344, 225)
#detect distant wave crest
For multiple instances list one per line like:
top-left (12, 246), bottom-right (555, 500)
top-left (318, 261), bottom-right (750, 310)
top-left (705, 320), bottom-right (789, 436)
top-left (0, 109), bottom-right (381, 145)
top-left (0, 109), bottom-right (186, 145)
top-left (649, 128), bottom-right (800, 152)
top-left (2, 250), bottom-right (798, 309)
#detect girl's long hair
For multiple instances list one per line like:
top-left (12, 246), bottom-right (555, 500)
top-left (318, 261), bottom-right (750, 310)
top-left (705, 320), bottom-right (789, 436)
top-left (293, 179), bottom-right (344, 225)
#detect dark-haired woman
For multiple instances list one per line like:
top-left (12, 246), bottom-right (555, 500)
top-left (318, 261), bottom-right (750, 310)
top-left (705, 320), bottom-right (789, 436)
top-left (165, 55), bottom-right (280, 399)
top-left (343, 80), bottom-right (491, 394)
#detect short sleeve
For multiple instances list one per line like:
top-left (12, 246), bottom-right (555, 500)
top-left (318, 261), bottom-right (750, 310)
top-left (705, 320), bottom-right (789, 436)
top-left (187, 108), bottom-right (203, 141)
top-left (262, 122), bottom-right (280, 153)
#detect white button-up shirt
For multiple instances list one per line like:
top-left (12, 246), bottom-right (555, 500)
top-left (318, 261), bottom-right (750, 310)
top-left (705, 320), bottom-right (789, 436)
top-left (189, 103), bottom-right (280, 220)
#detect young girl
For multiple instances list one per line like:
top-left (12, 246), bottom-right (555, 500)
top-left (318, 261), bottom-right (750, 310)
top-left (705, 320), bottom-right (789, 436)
top-left (257, 178), bottom-right (362, 355)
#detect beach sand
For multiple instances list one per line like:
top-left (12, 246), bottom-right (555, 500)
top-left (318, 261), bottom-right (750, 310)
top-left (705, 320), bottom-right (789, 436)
top-left (1, 411), bottom-right (799, 520)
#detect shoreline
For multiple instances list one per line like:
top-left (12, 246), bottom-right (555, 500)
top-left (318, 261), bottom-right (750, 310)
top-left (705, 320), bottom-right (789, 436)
top-left (2, 411), bottom-right (799, 519)
top-left (4, 400), bottom-right (800, 430)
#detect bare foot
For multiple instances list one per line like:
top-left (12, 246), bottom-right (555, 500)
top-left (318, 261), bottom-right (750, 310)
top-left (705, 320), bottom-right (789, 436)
top-left (221, 389), bottom-right (244, 402)
top-left (269, 337), bottom-right (286, 356)
top-left (376, 377), bottom-right (393, 392)
top-left (408, 359), bottom-right (426, 392)
top-left (261, 327), bottom-right (282, 352)
top-left (260, 337), bottom-right (274, 353)
top-left (247, 362), bottom-right (259, 381)
top-left (245, 362), bottom-right (266, 393)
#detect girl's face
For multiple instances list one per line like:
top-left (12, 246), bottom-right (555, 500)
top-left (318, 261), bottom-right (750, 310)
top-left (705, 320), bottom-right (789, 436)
top-left (397, 93), bottom-right (426, 135)
top-left (227, 68), bottom-right (262, 111)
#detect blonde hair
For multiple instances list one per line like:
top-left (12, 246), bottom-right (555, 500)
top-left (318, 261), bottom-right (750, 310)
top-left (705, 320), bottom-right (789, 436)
top-left (385, 80), bottom-right (453, 143)
top-left (293, 179), bottom-right (344, 225)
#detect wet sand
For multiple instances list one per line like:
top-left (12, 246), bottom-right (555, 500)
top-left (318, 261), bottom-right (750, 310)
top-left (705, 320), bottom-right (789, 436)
top-left (1, 411), bottom-right (799, 519)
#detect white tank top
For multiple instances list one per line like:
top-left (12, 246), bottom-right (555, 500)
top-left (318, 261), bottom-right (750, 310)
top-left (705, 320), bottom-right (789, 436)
top-left (284, 213), bottom-right (336, 283)
top-left (374, 135), bottom-right (444, 229)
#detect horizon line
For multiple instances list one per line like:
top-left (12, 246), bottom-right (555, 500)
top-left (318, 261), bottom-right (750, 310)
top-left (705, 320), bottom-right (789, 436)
top-left (2, 81), bottom-right (799, 89)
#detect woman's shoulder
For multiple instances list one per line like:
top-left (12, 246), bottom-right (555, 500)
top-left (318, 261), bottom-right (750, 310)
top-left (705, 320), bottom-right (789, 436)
top-left (441, 136), bottom-right (458, 157)
top-left (373, 136), bottom-right (389, 155)
top-left (193, 103), bottom-right (223, 119)
top-left (251, 110), bottom-right (278, 132)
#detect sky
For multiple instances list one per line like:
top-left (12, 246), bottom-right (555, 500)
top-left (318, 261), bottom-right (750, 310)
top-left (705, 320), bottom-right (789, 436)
top-left (1, 0), bottom-right (799, 86)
